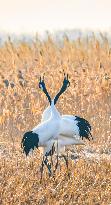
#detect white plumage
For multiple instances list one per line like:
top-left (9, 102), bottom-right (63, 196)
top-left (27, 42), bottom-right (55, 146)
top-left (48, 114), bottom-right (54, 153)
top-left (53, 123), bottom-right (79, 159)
top-left (21, 83), bottom-right (62, 176)
top-left (39, 75), bottom-right (92, 159)
top-left (21, 74), bottom-right (93, 176)
top-left (21, 101), bottom-right (61, 153)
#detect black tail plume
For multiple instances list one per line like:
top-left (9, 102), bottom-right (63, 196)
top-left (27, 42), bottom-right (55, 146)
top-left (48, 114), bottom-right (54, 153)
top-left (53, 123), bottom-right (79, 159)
top-left (75, 116), bottom-right (93, 141)
top-left (21, 131), bottom-right (39, 156)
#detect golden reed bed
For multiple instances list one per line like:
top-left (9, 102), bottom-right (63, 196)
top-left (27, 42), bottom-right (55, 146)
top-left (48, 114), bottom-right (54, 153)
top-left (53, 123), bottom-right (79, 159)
top-left (0, 35), bottom-right (111, 204)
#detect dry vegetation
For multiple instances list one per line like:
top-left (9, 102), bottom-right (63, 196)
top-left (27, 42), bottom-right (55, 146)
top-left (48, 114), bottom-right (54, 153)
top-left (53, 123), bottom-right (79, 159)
top-left (0, 34), bottom-right (111, 205)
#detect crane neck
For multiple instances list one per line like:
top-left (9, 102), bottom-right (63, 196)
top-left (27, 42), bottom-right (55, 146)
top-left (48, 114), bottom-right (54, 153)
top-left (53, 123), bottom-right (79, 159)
top-left (54, 84), bottom-right (67, 105)
top-left (50, 99), bottom-right (61, 119)
top-left (43, 87), bottom-right (51, 105)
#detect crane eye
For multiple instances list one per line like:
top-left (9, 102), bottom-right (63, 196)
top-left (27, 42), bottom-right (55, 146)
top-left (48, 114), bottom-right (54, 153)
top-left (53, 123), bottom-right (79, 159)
top-left (39, 83), bottom-right (43, 90)
top-left (41, 85), bottom-right (44, 90)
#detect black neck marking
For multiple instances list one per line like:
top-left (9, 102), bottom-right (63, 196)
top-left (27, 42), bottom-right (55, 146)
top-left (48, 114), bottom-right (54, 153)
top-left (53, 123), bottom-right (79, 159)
top-left (43, 87), bottom-right (52, 105)
top-left (54, 83), bottom-right (68, 105)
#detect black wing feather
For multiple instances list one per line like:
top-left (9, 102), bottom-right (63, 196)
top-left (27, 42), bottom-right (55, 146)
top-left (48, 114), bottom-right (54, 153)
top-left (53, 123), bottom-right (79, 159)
top-left (75, 116), bottom-right (93, 140)
top-left (21, 131), bottom-right (39, 156)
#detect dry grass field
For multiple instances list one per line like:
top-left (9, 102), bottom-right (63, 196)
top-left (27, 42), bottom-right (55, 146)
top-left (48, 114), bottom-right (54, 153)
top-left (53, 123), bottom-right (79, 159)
top-left (0, 34), bottom-right (111, 205)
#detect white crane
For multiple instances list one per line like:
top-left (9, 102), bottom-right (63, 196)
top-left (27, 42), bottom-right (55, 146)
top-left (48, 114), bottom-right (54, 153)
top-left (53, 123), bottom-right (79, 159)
top-left (40, 74), bottom-right (92, 141)
top-left (21, 81), bottom-right (61, 178)
top-left (38, 74), bottom-right (93, 171)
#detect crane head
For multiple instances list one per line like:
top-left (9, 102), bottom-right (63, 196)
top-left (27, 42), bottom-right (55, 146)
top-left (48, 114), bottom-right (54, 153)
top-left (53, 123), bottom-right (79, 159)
top-left (39, 75), bottom-right (52, 105)
top-left (61, 73), bottom-right (70, 92)
top-left (63, 73), bottom-right (70, 86)
top-left (39, 76), bottom-right (46, 91)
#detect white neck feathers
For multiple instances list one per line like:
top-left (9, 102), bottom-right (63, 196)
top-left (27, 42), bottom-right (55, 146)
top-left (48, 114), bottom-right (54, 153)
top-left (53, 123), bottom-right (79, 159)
top-left (50, 99), bottom-right (60, 120)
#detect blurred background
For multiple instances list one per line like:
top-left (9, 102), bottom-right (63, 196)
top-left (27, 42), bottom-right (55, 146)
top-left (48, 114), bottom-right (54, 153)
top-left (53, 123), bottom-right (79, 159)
top-left (0, 0), bottom-right (111, 44)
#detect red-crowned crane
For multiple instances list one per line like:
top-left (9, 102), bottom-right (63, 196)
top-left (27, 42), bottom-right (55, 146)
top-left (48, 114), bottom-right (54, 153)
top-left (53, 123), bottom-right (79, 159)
top-left (38, 74), bottom-right (93, 171)
top-left (21, 80), bottom-right (62, 178)
top-left (21, 75), bottom-right (71, 178)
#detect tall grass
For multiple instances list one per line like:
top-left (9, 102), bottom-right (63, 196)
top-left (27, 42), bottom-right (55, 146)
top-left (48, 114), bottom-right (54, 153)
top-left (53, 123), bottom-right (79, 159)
top-left (0, 34), bottom-right (111, 205)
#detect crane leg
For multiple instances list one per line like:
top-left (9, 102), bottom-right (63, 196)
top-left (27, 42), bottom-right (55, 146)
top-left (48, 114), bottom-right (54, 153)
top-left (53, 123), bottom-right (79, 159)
top-left (50, 143), bottom-right (55, 166)
top-left (55, 154), bottom-right (59, 171)
top-left (54, 140), bottom-right (59, 173)
top-left (44, 157), bottom-right (52, 177)
top-left (62, 152), bottom-right (70, 178)
top-left (40, 156), bottom-right (52, 181)
top-left (62, 153), bottom-right (68, 169)
top-left (40, 157), bottom-right (45, 181)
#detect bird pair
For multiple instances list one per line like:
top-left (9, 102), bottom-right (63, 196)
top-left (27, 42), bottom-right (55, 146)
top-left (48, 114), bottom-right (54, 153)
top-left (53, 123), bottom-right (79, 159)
top-left (21, 74), bottom-right (93, 179)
